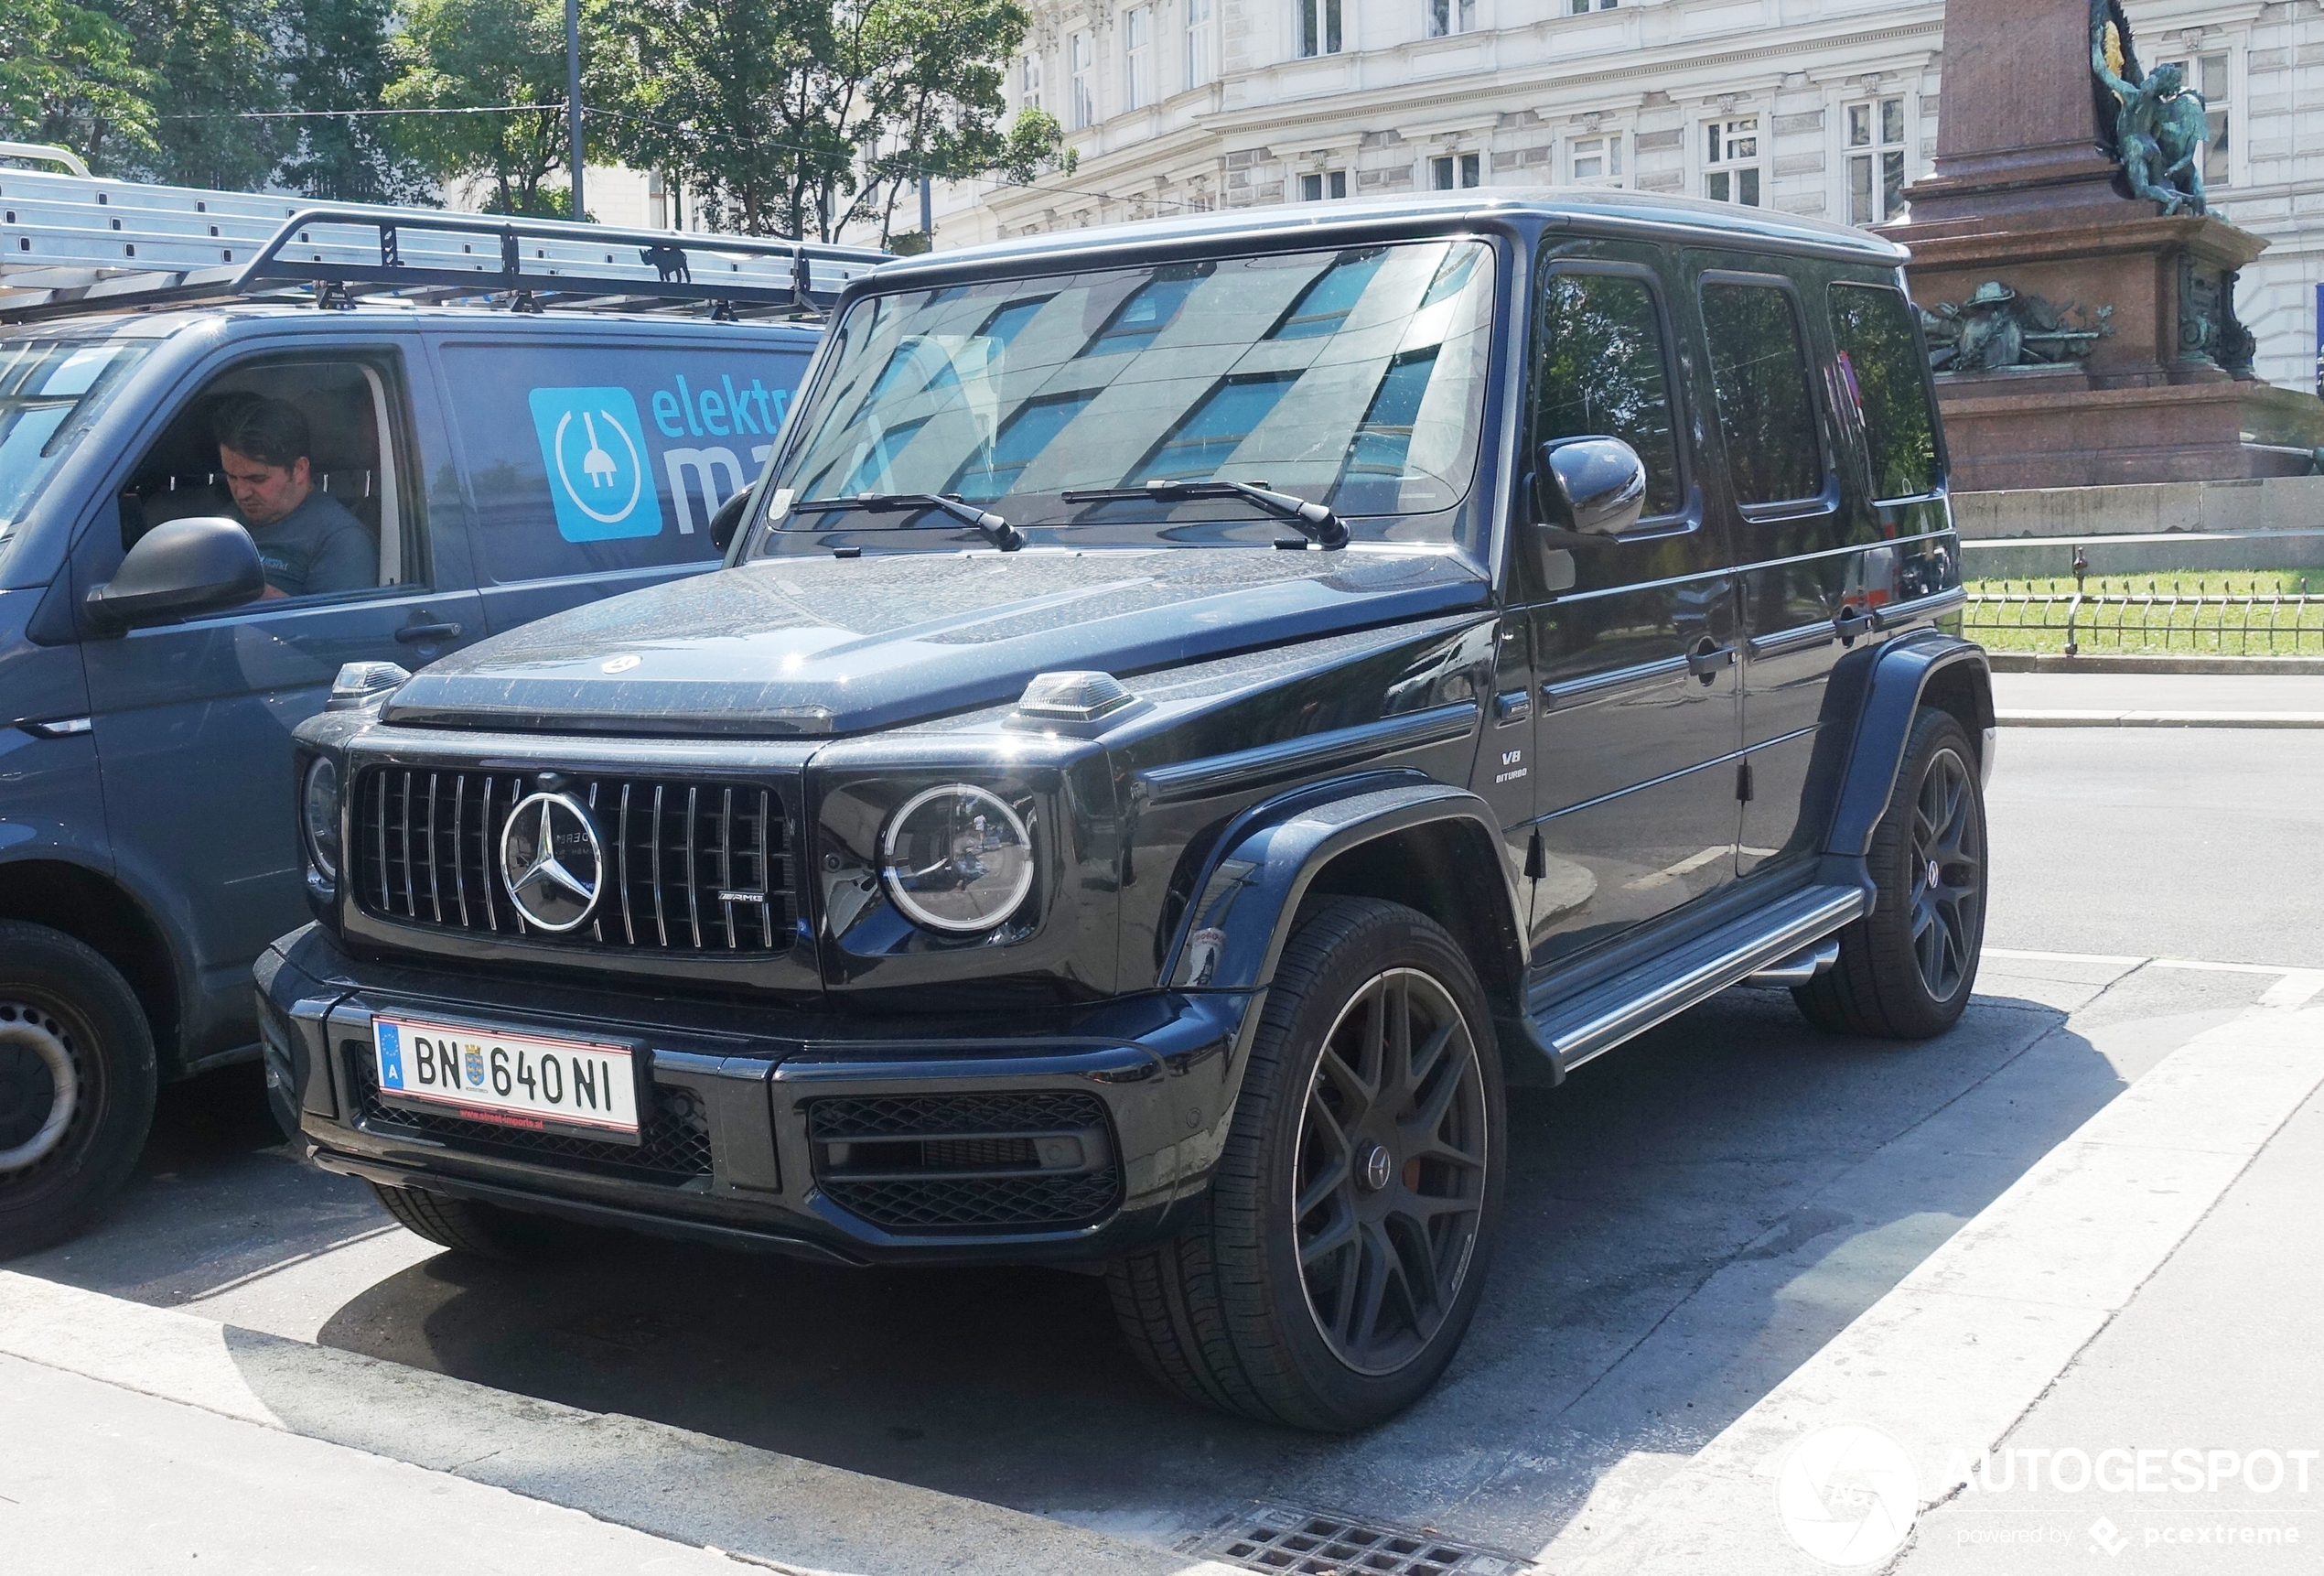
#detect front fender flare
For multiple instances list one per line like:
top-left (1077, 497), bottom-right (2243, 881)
top-left (1159, 774), bottom-right (1528, 1002)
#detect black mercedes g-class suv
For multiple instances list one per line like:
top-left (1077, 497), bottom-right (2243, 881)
top-left (261, 190), bottom-right (1991, 1431)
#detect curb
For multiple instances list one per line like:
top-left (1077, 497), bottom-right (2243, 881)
top-left (1996, 708), bottom-right (2324, 729)
top-left (1985, 653), bottom-right (2324, 676)
top-left (0, 1272), bottom-right (1238, 1576)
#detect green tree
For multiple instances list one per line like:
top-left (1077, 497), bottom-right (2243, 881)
top-left (595, 0), bottom-right (1066, 243)
top-left (278, 0), bottom-right (433, 202)
top-left (101, 0), bottom-right (295, 190)
top-left (384, 0), bottom-right (576, 217)
top-left (0, 0), bottom-right (157, 171)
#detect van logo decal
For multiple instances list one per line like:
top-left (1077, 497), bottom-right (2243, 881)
top-left (527, 387), bottom-right (664, 544)
top-left (601, 653), bottom-right (642, 674)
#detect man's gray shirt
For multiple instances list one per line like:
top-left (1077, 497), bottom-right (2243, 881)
top-left (249, 490), bottom-right (375, 599)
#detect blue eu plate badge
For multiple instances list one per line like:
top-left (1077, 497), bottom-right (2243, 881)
top-left (529, 386), bottom-right (664, 543)
top-left (377, 1021), bottom-right (405, 1089)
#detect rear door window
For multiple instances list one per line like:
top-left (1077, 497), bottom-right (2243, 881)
top-left (438, 338), bottom-right (812, 584)
top-left (1700, 278), bottom-right (1824, 509)
top-left (1829, 283), bottom-right (1941, 502)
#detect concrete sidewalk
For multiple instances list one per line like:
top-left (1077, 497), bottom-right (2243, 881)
top-left (1992, 672), bottom-right (2324, 727)
top-left (0, 1271), bottom-right (1238, 1576)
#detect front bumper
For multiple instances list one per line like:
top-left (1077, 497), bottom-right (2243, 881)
top-left (254, 925), bottom-right (1257, 1267)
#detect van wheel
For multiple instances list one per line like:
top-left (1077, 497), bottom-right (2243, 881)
top-left (366, 1181), bottom-right (594, 1262)
top-left (1795, 707), bottom-right (1987, 1039)
top-left (0, 923), bottom-right (157, 1258)
top-left (1109, 898), bottom-right (1504, 1431)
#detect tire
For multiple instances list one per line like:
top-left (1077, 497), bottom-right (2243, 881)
top-left (1109, 897), bottom-right (1505, 1431)
top-left (1795, 706), bottom-right (1988, 1039)
top-left (366, 1181), bottom-right (594, 1262)
top-left (0, 922), bottom-right (158, 1258)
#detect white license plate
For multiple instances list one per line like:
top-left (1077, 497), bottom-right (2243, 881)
top-left (372, 1017), bottom-right (640, 1142)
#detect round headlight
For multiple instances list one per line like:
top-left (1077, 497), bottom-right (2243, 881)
top-left (879, 783), bottom-right (1035, 934)
top-left (301, 756), bottom-right (340, 883)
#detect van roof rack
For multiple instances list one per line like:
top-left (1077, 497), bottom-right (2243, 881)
top-left (0, 162), bottom-right (888, 325)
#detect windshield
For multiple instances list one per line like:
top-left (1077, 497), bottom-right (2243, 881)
top-left (0, 333), bottom-right (155, 571)
top-left (761, 239), bottom-right (1496, 552)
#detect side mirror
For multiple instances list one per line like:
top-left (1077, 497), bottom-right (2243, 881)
top-left (708, 490), bottom-right (751, 555)
top-left (1535, 437), bottom-right (1649, 541)
top-left (84, 517), bottom-right (265, 631)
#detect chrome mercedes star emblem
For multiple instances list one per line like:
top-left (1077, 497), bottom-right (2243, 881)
top-left (499, 792), bottom-right (603, 932)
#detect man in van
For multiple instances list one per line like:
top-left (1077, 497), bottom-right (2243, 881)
top-left (213, 396), bottom-right (376, 599)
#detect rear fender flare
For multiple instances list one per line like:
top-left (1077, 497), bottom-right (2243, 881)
top-left (1824, 631), bottom-right (1994, 869)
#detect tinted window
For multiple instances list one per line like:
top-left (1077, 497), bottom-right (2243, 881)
top-left (441, 339), bottom-right (811, 584)
top-left (1700, 280), bottom-right (1823, 506)
top-left (771, 240), bottom-right (1497, 536)
top-left (1532, 272), bottom-right (1682, 518)
top-left (1830, 284), bottom-right (1940, 500)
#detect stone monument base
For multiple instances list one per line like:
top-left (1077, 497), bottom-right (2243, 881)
top-left (1886, 210), bottom-right (2324, 490)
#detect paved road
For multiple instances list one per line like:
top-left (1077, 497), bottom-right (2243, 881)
top-left (9, 725), bottom-right (2318, 1565)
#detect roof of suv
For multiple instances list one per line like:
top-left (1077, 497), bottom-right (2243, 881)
top-left (874, 188), bottom-right (1910, 286)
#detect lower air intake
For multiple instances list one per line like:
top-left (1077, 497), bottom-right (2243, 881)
top-left (806, 1091), bottom-right (1120, 1234)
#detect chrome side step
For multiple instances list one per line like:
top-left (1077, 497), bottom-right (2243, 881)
top-left (1524, 884), bottom-right (1866, 1074)
top-left (1743, 936), bottom-right (1842, 988)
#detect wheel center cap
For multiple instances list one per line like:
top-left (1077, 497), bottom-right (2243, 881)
top-left (1925, 858), bottom-right (1942, 891)
top-left (1359, 1142), bottom-right (1393, 1193)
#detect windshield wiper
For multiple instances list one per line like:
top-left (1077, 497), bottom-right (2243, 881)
top-left (1060, 480), bottom-right (1349, 549)
top-left (791, 492), bottom-right (1023, 552)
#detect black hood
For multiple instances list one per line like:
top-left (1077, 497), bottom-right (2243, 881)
top-left (385, 546), bottom-right (1491, 736)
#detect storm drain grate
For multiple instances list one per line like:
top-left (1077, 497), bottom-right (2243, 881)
top-left (1180, 1504), bottom-right (1536, 1576)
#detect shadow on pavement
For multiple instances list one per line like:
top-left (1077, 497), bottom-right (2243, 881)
top-left (297, 985), bottom-right (2126, 1551)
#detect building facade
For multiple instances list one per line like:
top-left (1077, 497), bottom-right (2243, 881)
top-left (931, 0), bottom-right (2324, 393)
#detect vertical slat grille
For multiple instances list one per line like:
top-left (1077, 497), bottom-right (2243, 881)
top-left (353, 767), bottom-right (793, 954)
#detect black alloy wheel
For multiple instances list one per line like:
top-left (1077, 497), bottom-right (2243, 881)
top-left (1907, 740), bottom-right (1983, 1003)
top-left (1293, 966), bottom-right (1490, 1377)
top-left (1794, 706), bottom-right (1988, 1039)
top-left (1109, 897), bottom-right (1506, 1431)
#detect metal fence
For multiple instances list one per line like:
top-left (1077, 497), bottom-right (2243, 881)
top-left (1964, 551), bottom-right (2324, 655)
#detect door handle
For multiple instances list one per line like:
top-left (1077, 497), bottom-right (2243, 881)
top-left (1685, 639), bottom-right (1735, 685)
top-left (395, 619), bottom-right (462, 644)
top-left (1833, 608), bottom-right (1877, 644)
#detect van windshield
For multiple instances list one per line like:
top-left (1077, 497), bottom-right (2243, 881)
top-left (0, 332), bottom-right (156, 572)
top-left (761, 239), bottom-right (1496, 551)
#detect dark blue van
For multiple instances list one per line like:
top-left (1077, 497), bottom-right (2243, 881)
top-left (0, 191), bottom-right (882, 1252)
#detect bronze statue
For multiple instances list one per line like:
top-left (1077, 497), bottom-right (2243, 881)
top-left (2091, 2), bottom-right (2208, 215)
top-left (1921, 281), bottom-right (2113, 372)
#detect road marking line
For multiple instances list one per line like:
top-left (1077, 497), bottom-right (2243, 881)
top-left (181, 1225), bottom-right (403, 1304)
top-left (1985, 947), bottom-right (2147, 966)
top-left (1538, 1000), bottom-right (2324, 1576)
top-left (1987, 948), bottom-right (2324, 983)
top-left (1996, 709), bottom-right (2324, 729)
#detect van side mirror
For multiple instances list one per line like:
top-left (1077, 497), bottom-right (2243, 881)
top-left (84, 517), bottom-right (266, 631)
top-left (1535, 437), bottom-right (1649, 541)
top-left (708, 490), bottom-right (751, 555)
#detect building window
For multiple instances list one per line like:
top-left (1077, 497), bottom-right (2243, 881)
top-left (1566, 0), bottom-right (1616, 12)
top-left (1426, 0), bottom-right (1476, 38)
top-left (2156, 52), bottom-right (2230, 187)
top-left (1187, 0), bottom-right (1214, 88)
top-left (1299, 170), bottom-right (1349, 200)
top-left (1704, 115), bottom-right (1760, 206)
top-left (1569, 133), bottom-right (1623, 183)
top-left (1069, 31), bottom-right (1095, 129)
top-left (1021, 53), bottom-right (1043, 113)
top-left (1429, 153), bottom-right (1481, 189)
top-left (1845, 97), bottom-right (1908, 224)
top-left (1297, 0), bottom-right (1343, 58)
top-left (1125, 7), bottom-right (1153, 110)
